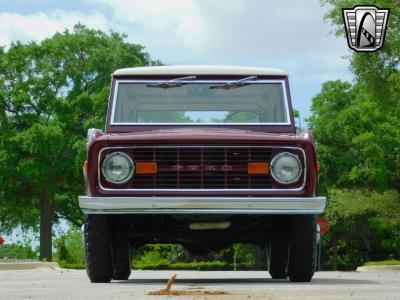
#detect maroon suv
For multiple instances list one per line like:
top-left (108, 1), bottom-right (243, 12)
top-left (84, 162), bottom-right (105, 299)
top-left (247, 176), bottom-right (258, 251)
top-left (79, 65), bottom-right (326, 283)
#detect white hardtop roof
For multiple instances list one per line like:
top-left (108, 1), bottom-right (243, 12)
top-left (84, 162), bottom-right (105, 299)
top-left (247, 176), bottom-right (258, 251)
top-left (113, 65), bottom-right (287, 77)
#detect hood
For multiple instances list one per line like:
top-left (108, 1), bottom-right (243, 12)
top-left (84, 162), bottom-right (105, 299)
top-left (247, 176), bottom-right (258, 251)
top-left (91, 127), bottom-right (313, 146)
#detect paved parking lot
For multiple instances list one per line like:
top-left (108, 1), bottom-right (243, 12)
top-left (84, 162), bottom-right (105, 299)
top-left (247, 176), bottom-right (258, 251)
top-left (0, 269), bottom-right (399, 299)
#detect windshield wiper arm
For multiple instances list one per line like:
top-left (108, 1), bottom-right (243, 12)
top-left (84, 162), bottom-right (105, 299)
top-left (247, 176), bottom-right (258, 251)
top-left (209, 76), bottom-right (258, 90)
top-left (146, 76), bottom-right (197, 89)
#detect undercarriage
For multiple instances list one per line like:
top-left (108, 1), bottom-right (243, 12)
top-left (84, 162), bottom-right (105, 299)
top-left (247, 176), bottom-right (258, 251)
top-left (111, 214), bottom-right (288, 252)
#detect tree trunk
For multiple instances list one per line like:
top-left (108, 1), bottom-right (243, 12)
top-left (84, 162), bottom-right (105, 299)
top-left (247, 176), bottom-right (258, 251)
top-left (39, 190), bottom-right (53, 261)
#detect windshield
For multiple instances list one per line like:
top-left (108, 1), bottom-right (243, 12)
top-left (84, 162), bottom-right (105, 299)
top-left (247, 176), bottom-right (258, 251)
top-left (111, 81), bottom-right (289, 124)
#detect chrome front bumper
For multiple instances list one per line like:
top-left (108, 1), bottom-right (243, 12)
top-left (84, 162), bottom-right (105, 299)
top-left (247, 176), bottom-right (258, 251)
top-left (79, 196), bottom-right (326, 215)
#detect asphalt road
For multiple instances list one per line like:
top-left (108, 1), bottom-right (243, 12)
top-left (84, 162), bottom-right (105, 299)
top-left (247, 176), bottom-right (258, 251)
top-left (0, 269), bottom-right (399, 300)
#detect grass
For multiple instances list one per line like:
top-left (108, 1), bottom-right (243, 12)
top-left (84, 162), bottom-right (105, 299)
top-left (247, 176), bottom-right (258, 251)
top-left (133, 261), bottom-right (253, 271)
top-left (363, 259), bottom-right (400, 266)
top-left (58, 261), bottom-right (254, 270)
top-left (58, 262), bottom-right (85, 269)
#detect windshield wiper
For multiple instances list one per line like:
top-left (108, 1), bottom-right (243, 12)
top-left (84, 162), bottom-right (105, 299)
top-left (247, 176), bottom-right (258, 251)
top-left (209, 76), bottom-right (258, 90)
top-left (146, 76), bottom-right (197, 89)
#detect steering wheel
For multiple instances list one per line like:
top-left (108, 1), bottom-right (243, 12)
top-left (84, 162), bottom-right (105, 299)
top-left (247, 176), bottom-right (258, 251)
top-left (223, 111), bottom-right (260, 122)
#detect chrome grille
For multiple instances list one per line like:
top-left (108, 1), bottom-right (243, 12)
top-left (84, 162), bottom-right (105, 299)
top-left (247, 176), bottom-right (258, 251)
top-left (100, 146), bottom-right (275, 189)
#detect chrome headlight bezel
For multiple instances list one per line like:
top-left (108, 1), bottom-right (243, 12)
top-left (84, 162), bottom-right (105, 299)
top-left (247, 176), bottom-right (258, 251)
top-left (101, 152), bottom-right (134, 184)
top-left (270, 152), bottom-right (302, 184)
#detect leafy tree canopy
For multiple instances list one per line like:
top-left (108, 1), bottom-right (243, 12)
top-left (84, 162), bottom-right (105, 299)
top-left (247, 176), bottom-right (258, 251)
top-left (0, 24), bottom-right (161, 260)
top-left (309, 0), bottom-right (400, 192)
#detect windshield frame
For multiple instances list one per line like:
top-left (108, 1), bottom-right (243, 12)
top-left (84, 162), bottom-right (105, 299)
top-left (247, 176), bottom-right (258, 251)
top-left (109, 79), bottom-right (292, 126)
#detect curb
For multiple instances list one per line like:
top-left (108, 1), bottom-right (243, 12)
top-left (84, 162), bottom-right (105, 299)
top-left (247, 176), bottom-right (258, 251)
top-left (357, 265), bottom-right (400, 272)
top-left (0, 262), bottom-right (59, 271)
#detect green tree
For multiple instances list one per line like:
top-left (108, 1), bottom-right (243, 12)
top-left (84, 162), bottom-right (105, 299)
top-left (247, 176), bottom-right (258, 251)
top-left (310, 0), bottom-right (400, 192)
top-left (309, 0), bottom-right (400, 269)
top-left (0, 24), bottom-right (160, 261)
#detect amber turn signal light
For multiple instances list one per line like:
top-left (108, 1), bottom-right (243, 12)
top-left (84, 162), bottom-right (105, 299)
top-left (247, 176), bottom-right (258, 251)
top-left (316, 161), bottom-right (321, 172)
top-left (82, 160), bottom-right (88, 179)
top-left (248, 162), bottom-right (269, 175)
top-left (136, 162), bottom-right (158, 174)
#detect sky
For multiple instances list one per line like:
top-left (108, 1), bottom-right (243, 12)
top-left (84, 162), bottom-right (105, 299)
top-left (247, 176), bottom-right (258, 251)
top-left (0, 0), bottom-right (353, 121)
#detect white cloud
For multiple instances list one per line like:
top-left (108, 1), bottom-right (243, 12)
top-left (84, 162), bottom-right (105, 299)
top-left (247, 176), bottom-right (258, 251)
top-left (84, 0), bottom-right (211, 61)
top-left (0, 10), bottom-right (109, 47)
top-left (86, 0), bottom-right (349, 64)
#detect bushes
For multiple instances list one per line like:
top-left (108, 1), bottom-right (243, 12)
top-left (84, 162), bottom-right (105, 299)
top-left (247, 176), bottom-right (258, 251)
top-left (321, 189), bottom-right (400, 270)
top-left (233, 244), bottom-right (256, 265)
top-left (0, 242), bottom-right (38, 259)
top-left (54, 228), bottom-right (84, 266)
top-left (364, 260), bottom-right (400, 266)
top-left (131, 244), bottom-right (258, 271)
top-left (132, 244), bottom-right (188, 266)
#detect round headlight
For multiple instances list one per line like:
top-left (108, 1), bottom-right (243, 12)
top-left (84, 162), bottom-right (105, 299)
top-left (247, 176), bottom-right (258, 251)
top-left (270, 152), bottom-right (302, 184)
top-left (102, 152), bottom-right (134, 184)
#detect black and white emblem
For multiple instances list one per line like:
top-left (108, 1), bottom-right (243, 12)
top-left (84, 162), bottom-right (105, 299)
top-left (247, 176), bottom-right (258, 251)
top-left (342, 5), bottom-right (389, 52)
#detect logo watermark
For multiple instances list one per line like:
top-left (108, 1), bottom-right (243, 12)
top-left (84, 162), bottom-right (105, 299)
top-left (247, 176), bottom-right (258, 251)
top-left (342, 5), bottom-right (389, 52)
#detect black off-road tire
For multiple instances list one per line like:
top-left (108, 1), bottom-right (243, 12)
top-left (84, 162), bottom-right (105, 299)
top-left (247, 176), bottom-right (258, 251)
top-left (112, 238), bottom-right (132, 280)
top-left (287, 215), bottom-right (317, 282)
top-left (84, 214), bottom-right (113, 283)
top-left (268, 237), bottom-right (289, 279)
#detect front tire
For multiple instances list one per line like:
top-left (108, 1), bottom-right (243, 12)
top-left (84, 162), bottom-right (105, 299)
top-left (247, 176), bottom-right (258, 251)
top-left (113, 237), bottom-right (132, 280)
top-left (268, 237), bottom-right (288, 279)
top-left (287, 215), bottom-right (316, 282)
top-left (84, 215), bottom-right (113, 283)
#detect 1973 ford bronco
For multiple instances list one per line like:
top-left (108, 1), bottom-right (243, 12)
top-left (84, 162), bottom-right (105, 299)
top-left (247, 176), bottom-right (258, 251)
top-left (79, 65), bottom-right (326, 283)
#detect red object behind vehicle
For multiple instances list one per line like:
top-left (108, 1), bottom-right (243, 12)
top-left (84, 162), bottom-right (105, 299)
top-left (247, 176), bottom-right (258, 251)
top-left (317, 216), bottom-right (329, 234)
top-left (0, 236), bottom-right (4, 245)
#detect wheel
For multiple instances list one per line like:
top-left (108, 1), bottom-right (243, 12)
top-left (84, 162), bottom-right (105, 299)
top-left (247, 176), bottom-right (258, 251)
top-left (84, 214), bottom-right (113, 283)
top-left (287, 215), bottom-right (317, 282)
top-left (268, 237), bottom-right (288, 279)
top-left (112, 237), bottom-right (132, 280)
